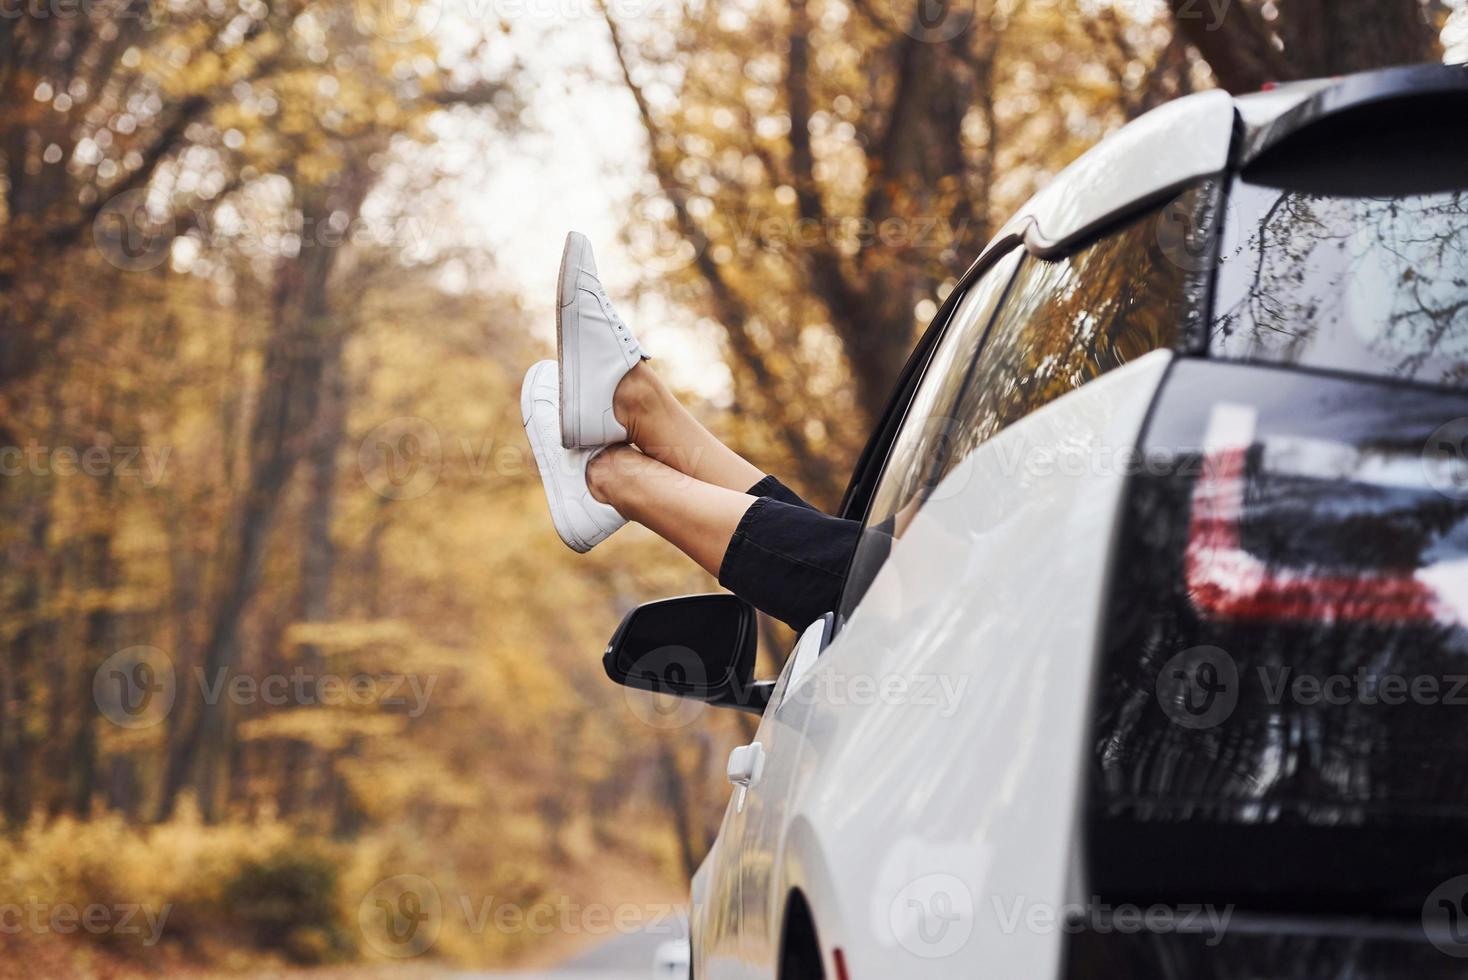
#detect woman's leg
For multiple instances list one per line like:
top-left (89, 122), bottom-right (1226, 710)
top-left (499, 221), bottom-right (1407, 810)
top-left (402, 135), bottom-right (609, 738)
top-left (612, 362), bottom-right (765, 493)
top-left (587, 445), bottom-right (755, 577)
top-left (587, 443), bottom-right (857, 629)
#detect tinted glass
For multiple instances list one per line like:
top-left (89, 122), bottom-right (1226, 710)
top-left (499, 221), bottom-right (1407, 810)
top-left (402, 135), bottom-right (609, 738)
top-left (1090, 359), bottom-right (1468, 914)
top-left (861, 248), bottom-right (1023, 532)
top-left (1064, 929), bottom-right (1459, 980)
top-left (614, 595), bottom-right (752, 692)
top-left (838, 183), bottom-right (1217, 623)
top-left (1212, 124), bottom-right (1468, 386)
top-left (943, 183), bottom-right (1215, 474)
top-left (834, 248), bottom-right (1020, 625)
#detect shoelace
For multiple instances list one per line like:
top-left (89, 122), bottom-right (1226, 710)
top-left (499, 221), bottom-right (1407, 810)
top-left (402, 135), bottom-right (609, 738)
top-left (595, 284), bottom-right (633, 349)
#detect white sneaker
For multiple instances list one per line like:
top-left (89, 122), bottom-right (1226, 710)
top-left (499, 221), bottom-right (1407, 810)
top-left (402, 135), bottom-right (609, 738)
top-left (522, 360), bottom-right (627, 553)
top-left (557, 231), bottom-right (648, 449)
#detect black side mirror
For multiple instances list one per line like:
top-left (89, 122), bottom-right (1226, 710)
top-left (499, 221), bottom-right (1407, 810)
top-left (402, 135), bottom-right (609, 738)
top-left (603, 594), bottom-right (772, 715)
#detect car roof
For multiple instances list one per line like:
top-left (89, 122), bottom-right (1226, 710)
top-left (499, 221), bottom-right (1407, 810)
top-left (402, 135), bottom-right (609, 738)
top-left (975, 62), bottom-right (1468, 268)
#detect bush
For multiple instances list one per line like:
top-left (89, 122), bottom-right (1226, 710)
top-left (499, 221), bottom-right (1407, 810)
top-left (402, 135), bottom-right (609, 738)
top-left (220, 846), bottom-right (354, 964)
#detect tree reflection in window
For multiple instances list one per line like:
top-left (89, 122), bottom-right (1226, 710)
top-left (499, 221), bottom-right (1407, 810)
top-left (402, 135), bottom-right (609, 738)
top-left (1213, 183), bottom-right (1468, 385)
top-left (939, 182), bottom-right (1215, 481)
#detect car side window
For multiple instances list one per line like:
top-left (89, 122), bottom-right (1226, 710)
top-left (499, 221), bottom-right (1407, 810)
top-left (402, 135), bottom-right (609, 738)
top-left (837, 184), bottom-right (1215, 625)
top-left (939, 189), bottom-right (1208, 475)
top-left (860, 248), bottom-right (1022, 534)
top-left (833, 248), bottom-right (1022, 624)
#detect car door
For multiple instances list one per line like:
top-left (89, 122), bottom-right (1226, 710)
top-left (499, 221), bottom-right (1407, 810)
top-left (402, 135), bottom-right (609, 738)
top-left (724, 247), bottom-right (1027, 977)
top-left (733, 613), bottom-right (830, 975)
top-left (695, 758), bottom-right (751, 978)
top-left (794, 185), bottom-right (1217, 977)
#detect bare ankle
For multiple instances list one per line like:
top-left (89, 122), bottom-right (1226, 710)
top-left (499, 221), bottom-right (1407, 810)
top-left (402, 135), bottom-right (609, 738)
top-left (612, 362), bottom-right (658, 442)
top-left (586, 446), bottom-right (626, 505)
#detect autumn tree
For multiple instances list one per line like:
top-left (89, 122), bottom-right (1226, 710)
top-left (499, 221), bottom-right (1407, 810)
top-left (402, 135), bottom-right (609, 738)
top-left (1167, 0), bottom-right (1449, 94)
top-left (605, 0), bottom-right (1200, 500)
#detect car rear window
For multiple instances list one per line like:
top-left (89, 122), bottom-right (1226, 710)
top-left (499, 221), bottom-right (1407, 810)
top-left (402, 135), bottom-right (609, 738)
top-left (1211, 121), bottom-right (1468, 387)
top-left (1088, 358), bottom-right (1468, 916)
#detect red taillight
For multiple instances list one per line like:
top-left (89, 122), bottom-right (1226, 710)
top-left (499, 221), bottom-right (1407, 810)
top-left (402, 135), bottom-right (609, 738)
top-left (1088, 359), bottom-right (1468, 925)
top-left (832, 947), bottom-right (851, 980)
top-left (1185, 402), bottom-right (1446, 624)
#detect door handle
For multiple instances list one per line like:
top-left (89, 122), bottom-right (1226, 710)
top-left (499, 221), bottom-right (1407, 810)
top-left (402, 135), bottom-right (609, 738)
top-left (726, 741), bottom-right (765, 788)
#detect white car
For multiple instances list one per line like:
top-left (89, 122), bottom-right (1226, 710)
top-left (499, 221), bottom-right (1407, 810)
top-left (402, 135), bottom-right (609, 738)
top-left (607, 64), bottom-right (1468, 979)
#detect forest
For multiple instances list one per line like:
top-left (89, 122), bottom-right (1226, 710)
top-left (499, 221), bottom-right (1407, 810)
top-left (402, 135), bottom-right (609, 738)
top-left (0, 0), bottom-right (1460, 972)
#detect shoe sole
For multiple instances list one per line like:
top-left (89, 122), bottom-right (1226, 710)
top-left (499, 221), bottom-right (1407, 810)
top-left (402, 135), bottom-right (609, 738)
top-left (556, 232), bottom-right (580, 450)
top-left (522, 362), bottom-right (591, 553)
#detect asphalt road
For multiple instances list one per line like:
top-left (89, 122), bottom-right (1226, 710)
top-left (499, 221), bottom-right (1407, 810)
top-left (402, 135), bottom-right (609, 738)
top-left (454, 917), bottom-right (687, 979)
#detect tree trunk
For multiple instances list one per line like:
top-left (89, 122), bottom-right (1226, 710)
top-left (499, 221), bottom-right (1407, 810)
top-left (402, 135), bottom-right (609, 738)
top-left (1171, 0), bottom-right (1443, 94)
top-left (280, 340), bottom-right (346, 820)
top-left (657, 736), bottom-right (702, 881)
top-left (154, 179), bottom-right (364, 821)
